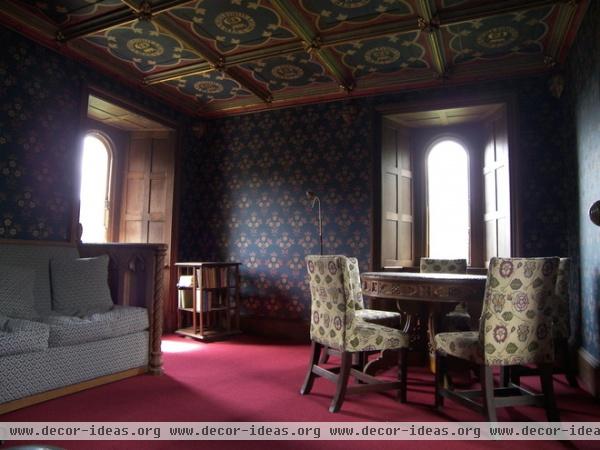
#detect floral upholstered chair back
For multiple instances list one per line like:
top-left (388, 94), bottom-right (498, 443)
top-left (306, 255), bottom-right (358, 351)
top-left (480, 257), bottom-right (559, 366)
top-left (345, 257), bottom-right (366, 310)
top-left (420, 258), bottom-right (467, 274)
top-left (553, 258), bottom-right (571, 340)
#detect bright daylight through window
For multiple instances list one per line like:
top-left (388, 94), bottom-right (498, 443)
top-left (79, 134), bottom-right (110, 243)
top-left (427, 140), bottom-right (470, 261)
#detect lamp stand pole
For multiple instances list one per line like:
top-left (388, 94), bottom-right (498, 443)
top-left (316, 197), bottom-right (323, 255)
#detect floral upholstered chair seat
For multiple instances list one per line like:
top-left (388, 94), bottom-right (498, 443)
top-left (434, 331), bottom-right (482, 363)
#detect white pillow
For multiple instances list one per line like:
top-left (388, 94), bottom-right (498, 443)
top-left (0, 265), bottom-right (37, 319)
top-left (50, 255), bottom-right (114, 316)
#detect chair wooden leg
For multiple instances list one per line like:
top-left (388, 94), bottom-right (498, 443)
top-left (540, 363), bottom-right (560, 422)
top-left (499, 366), bottom-right (511, 387)
top-left (330, 352), bottom-right (352, 413)
top-left (319, 346), bottom-right (330, 364)
top-left (565, 366), bottom-right (579, 388)
top-left (481, 366), bottom-right (497, 422)
top-left (434, 351), bottom-right (445, 409)
top-left (300, 341), bottom-right (322, 395)
top-left (398, 347), bottom-right (408, 403)
top-left (557, 339), bottom-right (579, 388)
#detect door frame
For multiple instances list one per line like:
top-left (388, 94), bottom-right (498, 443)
top-left (77, 83), bottom-right (183, 332)
top-left (372, 93), bottom-right (521, 271)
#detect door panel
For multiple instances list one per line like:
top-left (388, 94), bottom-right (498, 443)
top-left (381, 119), bottom-right (414, 267)
top-left (483, 109), bottom-right (511, 262)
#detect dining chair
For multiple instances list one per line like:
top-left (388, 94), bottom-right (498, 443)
top-left (420, 258), bottom-right (470, 331)
top-left (319, 256), bottom-right (402, 364)
top-left (300, 255), bottom-right (410, 413)
top-left (434, 257), bottom-right (560, 421)
top-left (503, 257), bottom-right (578, 387)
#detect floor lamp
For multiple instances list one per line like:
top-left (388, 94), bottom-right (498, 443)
top-left (306, 191), bottom-right (323, 255)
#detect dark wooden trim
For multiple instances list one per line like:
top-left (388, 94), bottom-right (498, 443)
top-left (0, 367), bottom-right (147, 415)
top-left (0, 239), bottom-right (75, 247)
top-left (240, 316), bottom-right (309, 343)
top-left (578, 347), bottom-right (600, 398)
top-left (371, 111), bottom-right (383, 271)
top-left (85, 84), bottom-right (178, 130)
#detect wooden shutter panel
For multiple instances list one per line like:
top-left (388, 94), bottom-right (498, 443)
top-left (483, 110), bottom-right (511, 262)
top-left (381, 120), bottom-right (414, 267)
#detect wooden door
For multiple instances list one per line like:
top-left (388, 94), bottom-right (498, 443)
top-left (483, 109), bottom-right (511, 263)
top-left (381, 119), bottom-right (414, 268)
top-left (120, 130), bottom-right (175, 329)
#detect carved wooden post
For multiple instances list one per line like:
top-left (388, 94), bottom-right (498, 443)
top-left (149, 244), bottom-right (167, 375)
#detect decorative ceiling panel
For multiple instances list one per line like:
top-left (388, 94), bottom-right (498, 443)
top-left (333, 31), bottom-right (430, 78)
top-left (85, 19), bottom-right (200, 73)
top-left (166, 70), bottom-right (252, 103)
top-left (20, 0), bottom-right (124, 26)
top-left (167, 0), bottom-right (296, 54)
top-left (241, 51), bottom-right (335, 91)
top-left (299, 0), bottom-right (414, 31)
top-left (0, 0), bottom-right (590, 117)
top-left (442, 5), bottom-right (556, 65)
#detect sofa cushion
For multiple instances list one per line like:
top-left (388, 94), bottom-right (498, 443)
top-left (0, 243), bottom-right (80, 316)
top-left (0, 265), bottom-right (38, 319)
top-left (44, 306), bottom-right (149, 347)
top-left (50, 255), bottom-right (114, 316)
top-left (0, 315), bottom-right (49, 356)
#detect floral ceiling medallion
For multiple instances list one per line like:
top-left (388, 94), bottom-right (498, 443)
top-left (214, 11), bottom-right (256, 35)
top-left (194, 80), bottom-right (225, 94)
top-left (126, 38), bottom-right (164, 57)
top-left (364, 46), bottom-right (401, 65)
top-left (330, 0), bottom-right (371, 8)
top-left (476, 26), bottom-right (519, 49)
top-left (271, 64), bottom-right (305, 80)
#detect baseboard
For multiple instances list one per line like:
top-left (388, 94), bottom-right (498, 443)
top-left (0, 366), bottom-right (147, 415)
top-left (578, 347), bottom-right (600, 398)
top-left (240, 316), bottom-right (309, 343)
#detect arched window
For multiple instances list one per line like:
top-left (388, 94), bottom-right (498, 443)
top-left (79, 133), bottom-right (112, 243)
top-left (426, 139), bottom-right (470, 261)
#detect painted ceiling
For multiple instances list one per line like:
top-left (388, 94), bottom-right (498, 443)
top-left (0, 0), bottom-right (589, 117)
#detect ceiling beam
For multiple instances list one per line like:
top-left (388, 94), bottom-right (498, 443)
top-left (269, 0), bottom-right (355, 92)
top-left (152, 15), bottom-right (273, 103)
top-left (438, 0), bottom-right (564, 26)
top-left (144, 41), bottom-right (305, 84)
top-left (415, 0), bottom-right (446, 77)
top-left (56, 0), bottom-right (193, 42)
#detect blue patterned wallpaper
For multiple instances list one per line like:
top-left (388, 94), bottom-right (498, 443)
top-left (563, 0), bottom-right (600, 359)
top-left (0, 26), bottom-right (187, 242)
top-left (179, 75), bottom-right (572, 322)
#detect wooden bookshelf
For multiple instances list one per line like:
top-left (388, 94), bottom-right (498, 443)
top-left (174, 262), bottom-right (242, 341)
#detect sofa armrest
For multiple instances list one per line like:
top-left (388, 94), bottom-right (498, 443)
top-left (78, 243), bottom-right (167, 375)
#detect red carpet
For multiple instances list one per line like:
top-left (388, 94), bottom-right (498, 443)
top-left (2, 335), bottom-right (599, 449)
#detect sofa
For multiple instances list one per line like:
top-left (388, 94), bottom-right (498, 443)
top-left (0, 241), bottom-right (166, 413)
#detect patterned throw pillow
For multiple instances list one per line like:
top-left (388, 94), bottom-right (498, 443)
top-left (50, 255), bottom-right (114, 316)
top-left (0, 265), bottom-right (38, 319)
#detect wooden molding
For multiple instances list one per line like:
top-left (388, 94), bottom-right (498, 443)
top-left (0, 367), bottom-right (147, 415)
top-left (241, 316), bottom-right (309, 343)
top-left (578, 347), bottom-right (600, 398)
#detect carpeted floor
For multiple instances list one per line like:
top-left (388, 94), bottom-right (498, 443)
top-left (2, 335), bottom-right (599, 449)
